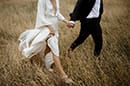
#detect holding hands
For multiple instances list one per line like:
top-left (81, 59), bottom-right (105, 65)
top-left (48, 19), bottom-right (75, 36)
top-left (67, 21), bottom-right (75, 28)
top-left (63, 19), bottom-right (75, 28)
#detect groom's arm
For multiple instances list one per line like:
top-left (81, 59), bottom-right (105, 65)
top-left (70, 0), bottom-right (96, 21)
top-left (68, 0), bottom-right (85, 28)
top-left (70, 0), bottom-right (85, 21)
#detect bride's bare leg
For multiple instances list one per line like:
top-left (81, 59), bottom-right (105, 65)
top-left (44, 45), bottom-right (51, 55)
top-left (45, 45), bottom-right (66, 75)
top-left (52, 53), bottom-right (66, 76)
top-left (44, 45), bottom-right (73, 83)
top-left (52, 53), bottom-right (73, 83)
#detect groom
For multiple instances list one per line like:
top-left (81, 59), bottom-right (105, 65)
top-left (67, 0), bottom-right (103, 57)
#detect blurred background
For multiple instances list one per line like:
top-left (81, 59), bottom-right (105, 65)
top-left (0, 0), bottom-right (130, 86)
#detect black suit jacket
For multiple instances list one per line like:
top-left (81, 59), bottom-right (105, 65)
top-left (70, 0), bottom-right (103, 21)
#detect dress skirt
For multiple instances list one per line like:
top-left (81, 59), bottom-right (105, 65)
top-left (18, 16), bottom-right (59, 66)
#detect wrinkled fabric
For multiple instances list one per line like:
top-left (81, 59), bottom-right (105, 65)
top-left (18, 28), bottom-right (50, 58)
top-left (18, 0), bottom-right (64, 67)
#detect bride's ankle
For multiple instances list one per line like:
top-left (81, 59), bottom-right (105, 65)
top-left (61, 75), bottom-right (68, 79)
top-left (61, 75), bottom-right (74, 84)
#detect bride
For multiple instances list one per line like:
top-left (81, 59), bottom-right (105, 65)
top-left (18, 0), bottom-right (73, 83)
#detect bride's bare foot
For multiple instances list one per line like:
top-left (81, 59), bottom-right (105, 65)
top-left (61, 75), bottom-right (74, 84)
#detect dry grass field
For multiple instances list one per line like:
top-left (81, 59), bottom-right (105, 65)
top-left (0, 0), bottom-right (130, 86)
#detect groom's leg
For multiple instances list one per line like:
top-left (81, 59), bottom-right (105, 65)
top-left (91, 21), bottom-right (103, 57)
top-left (69, 20), bottom-right (90, 51)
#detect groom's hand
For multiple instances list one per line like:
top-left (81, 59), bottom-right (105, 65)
top-left (67, 21), bottom-right (75, 28)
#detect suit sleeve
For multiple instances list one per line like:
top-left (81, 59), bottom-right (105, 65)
top-left (70, 0), bottom-right (96, 21)
top-left (35, 0), bottom-right (52, 29)
top-left (70, 0), bottom-right (85, 21)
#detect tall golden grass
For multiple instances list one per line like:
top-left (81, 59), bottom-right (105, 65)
top-left (0, 0), bottom-right (130, 86)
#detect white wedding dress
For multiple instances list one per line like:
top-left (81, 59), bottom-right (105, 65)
top-left (18, 0), bottom-right (65, 67)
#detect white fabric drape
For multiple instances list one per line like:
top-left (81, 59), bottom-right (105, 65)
top-left (18, 0), bottom-right (65, 67)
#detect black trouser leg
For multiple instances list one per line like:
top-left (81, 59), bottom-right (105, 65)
top-left (70, 21), bottom-right (90, 51)
top-left (91, 23), bottom-right (103, 56)
top-left (69, 18), bottom-right (103, 57)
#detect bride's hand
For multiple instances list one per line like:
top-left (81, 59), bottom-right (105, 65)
top-left (48, 25), bottom-right (55, 35)
top-left (63, 19), bottom-right (69, 25)
top-left (63, 19), bottom-right (75, 28)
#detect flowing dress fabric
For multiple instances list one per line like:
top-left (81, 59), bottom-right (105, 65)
top-left (18, 0), bottom-right (65, 66)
